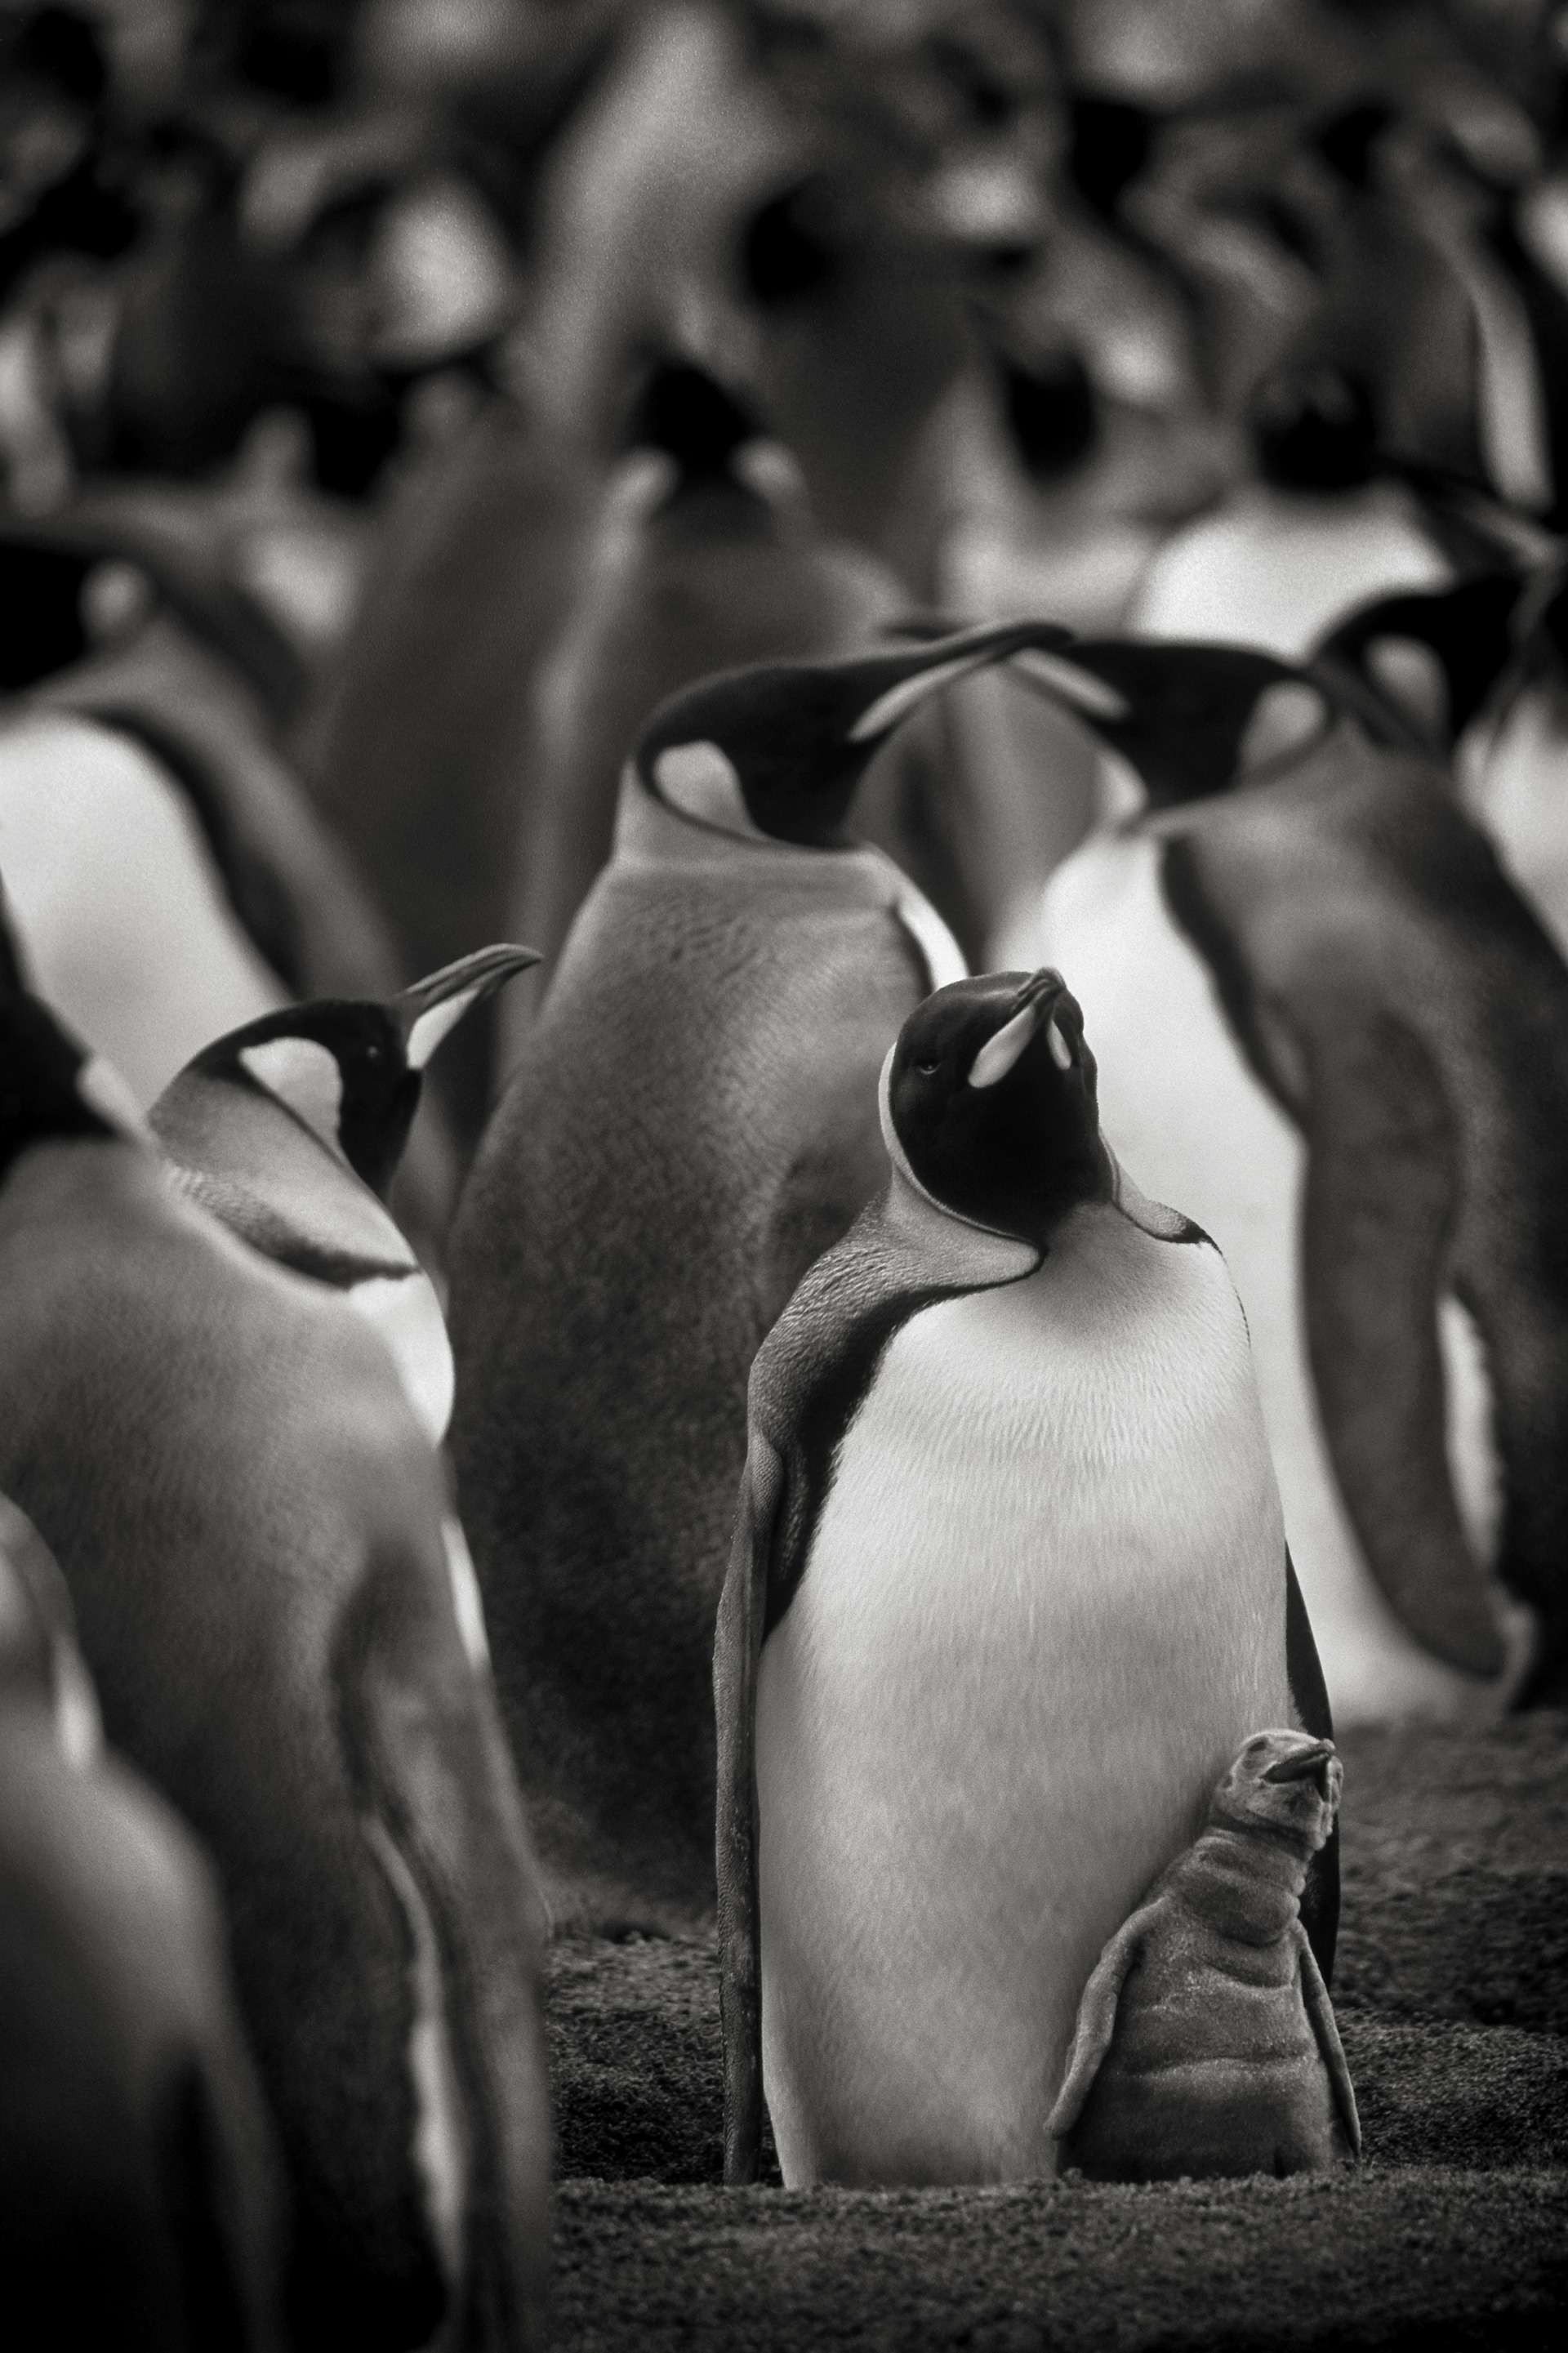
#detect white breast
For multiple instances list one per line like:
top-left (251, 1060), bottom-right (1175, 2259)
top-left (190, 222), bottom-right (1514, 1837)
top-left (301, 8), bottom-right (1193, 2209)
top-left (1037, 830), bottom-right (1493, 1721)
top-left (1129, 484), bottom-right (1450, 657)
top-left (0, 715), bottom-right (286, 1103)
top-left (755, 1203), bottom-right (1290, 2187)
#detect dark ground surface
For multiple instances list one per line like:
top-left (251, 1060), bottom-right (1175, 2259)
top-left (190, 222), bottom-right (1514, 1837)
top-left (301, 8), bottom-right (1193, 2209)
top-left (543, 1715), bottom-right (1568, 2349)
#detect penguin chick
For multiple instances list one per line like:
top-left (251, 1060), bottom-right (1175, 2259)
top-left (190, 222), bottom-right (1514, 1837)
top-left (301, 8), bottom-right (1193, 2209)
top-left (0, 983), bottom-right (551, 2353)
top-left (150, 945), bottom-right (538, 1444)
top-left (1, 1500), bottom-right (286, 2352)
top-left (1049, 1727), bottom-right (1360, 2181)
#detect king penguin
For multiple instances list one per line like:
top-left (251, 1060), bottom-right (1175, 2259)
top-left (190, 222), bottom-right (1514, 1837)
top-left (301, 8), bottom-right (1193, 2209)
top-left (0, 977), bottom-right (550, 2352)
top-left (150, 944), bottom-right (539, 1443)
top-left (1000, 635), bottom-right (1568, 1714)
top-left (715, 969), bottom-right (1333, 2188)
top-left (450, 617), bottom-right (1077, 1934)
top-left (1, 1493), bottom-right (285, 2352)
top-left (507, 352), bottom-right (938, 1001)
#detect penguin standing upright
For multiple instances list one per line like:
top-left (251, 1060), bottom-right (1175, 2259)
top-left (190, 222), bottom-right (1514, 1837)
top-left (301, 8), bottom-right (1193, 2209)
top-left (0, 978), bottom-right (550, 2352)
top-left (0, 1495), bottom-right (285, 2353)
top-left (450, 620), bottom-right (1076, 1933)
top-left (1001, 635), bottom-right (1568, 1713)
top-left (151, 945), bottom-right (538, 1443)
top-left (715, 971), bottom-right (1333, 2188)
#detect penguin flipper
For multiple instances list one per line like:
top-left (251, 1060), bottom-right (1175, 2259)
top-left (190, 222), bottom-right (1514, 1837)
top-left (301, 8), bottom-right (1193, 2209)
top-left (1298, 1007), bottom-right (1505, 1678)
top-left (1294, 1923), bottom-right (1361, 2159)
top-left (715, 1428), bottom-right (786, 2188)
top-left (1285, 1549), bottom-right (1339, 1986)
top-left (1045, 1905), bottom-right (1156, 2141)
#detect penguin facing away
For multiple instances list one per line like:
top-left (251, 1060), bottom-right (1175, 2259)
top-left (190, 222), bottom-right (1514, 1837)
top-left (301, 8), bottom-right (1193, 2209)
top-left (151, 944), bottom-right (539, 1444)
top-left (715, 969), bottom-right (1334, 2188)
top-left (1048, 1727), bottom-right (1359, 2183)
top-left (0, 981), bottom-right (550, 2352)
top-left (1005, 635), bottom-right (1568, 1711)
top-left (451, 618), bottom-right (1088, 1935)
top-left (0, 1496), bottom-right (286, 2353)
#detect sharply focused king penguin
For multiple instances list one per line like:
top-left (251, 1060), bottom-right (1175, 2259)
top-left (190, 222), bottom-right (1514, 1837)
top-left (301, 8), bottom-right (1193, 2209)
top-left (451, 619), bottom-right (1079, 1933)
top-left (1004, 636), bottom-right (1568, 1714)
top-left (715, 971), bottom-right (1333, 2188)
top-left (151, 946), bottom-right (539, 1443)
top-left (1, 1495), bottom-right (285, 2353)
top-left (0, 979), bottom-right (550, 2351)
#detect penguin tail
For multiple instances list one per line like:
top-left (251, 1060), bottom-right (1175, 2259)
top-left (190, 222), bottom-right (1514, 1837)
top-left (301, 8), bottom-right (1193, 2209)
top-left (335, 1544), bottom-right (553, 2351)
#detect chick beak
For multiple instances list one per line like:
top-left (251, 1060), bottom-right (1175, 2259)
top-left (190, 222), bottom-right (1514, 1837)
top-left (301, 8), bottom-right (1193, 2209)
top-left (1263, 1738), bottom-right (1337, 1787)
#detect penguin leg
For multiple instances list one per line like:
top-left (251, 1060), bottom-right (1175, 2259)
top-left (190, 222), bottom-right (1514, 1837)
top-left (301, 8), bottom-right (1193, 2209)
top-left (1295, 1924), bottom-right (1361, 2159)
top-left (1045, 1905), bottom-right (1156, 2141)
top-left (714, 1433), bottom-right (785, 2187)
top-left (1298, 1003), bottom-right (1505, 1678)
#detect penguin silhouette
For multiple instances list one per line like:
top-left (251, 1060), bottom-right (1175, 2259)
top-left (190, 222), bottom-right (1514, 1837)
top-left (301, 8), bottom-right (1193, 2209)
top-left (450, 618), bottom-right (1077, 1933)
top-left (1006, 635), bottom-right (1568, 1710)
top-left (1049, 1727), bottom-right (1359, 2182)
top-left (507, 352), bottom-right (943, 1006)
top-left (1, 1494), bottom-right (286, 2352)
top-left (151, 945), bottom-right (539, 1442)
top-left (0, 978), bottom-right (550, 2352)
top-left (716, 971), bottom-right (1333, 2187)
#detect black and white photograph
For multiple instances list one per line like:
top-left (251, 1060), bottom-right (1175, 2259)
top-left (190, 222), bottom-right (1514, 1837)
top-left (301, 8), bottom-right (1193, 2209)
top-left (1, 2), bottom-right (1566, 2346)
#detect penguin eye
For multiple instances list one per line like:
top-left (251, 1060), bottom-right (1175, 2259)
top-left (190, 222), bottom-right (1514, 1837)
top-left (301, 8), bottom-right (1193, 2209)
top-left (915, 1058), bottom-right (941, 1076)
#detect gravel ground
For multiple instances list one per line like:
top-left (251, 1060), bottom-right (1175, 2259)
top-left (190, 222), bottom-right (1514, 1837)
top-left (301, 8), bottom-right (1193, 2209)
top-left (542, 1714), bottom-right (1568, 2350)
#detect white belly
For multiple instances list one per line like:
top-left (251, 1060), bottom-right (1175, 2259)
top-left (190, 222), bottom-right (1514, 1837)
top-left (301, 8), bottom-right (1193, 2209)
top-left (755, 1207), bottom-right (1290, 2186)
top-left (1038, 833), bottom-right (1486, 1721)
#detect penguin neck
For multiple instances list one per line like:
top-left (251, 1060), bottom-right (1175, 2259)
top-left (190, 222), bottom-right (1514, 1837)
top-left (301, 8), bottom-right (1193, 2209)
top-left (1172, 1820), bottom-right (1317, 1946)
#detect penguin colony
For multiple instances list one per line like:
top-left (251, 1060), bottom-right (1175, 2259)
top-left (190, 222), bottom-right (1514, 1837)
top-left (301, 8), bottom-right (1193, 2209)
top-left (3, 0), bottom-right (1568, 2340)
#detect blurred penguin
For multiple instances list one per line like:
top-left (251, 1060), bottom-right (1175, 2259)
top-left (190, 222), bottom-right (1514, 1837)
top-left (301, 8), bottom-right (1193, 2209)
top-left (1, 1493), bottom-right (286, 2353)
top-left (0, 975), bottom-right (551, 2352)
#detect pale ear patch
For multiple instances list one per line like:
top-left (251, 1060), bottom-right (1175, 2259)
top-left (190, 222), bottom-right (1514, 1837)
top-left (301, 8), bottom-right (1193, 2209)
top-left (1237, 680), bottom-right (1330, 774)
top-left (1366, 638), bottom-right (1449, 742)
top-left (1010, 648), bottom-right (1131, 721)
top-left (969, 1001), bottom-right (1041, 1089)
top-left (76, 1054), bottom-right (149, 1139)
top-left (652, 739), bottom-right (755, 834)
top-left (240, 1036), bottom-right (345, 1154)
top-left (406, 990), bottom-right (480, 1071)
top-left (52, 1642), bottom-right (103, 1771)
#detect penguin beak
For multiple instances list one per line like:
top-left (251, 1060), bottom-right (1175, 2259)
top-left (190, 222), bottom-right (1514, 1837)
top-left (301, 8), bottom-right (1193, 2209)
top-left (844, 617), bottom-right (1085, 745)
top-left (1262, 1738), bottom-right (1337, 1786)
top-left (395, 945), bottom-right (541, 1071)
top-left (875, 615), bottom-right (1132, 728)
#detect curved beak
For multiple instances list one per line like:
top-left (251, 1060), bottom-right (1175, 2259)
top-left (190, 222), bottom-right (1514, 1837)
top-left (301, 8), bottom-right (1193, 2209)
top-left (395, 944), bottom-right (541, 1070)
top-left (1263, 1737), bottom-right (1337, 1785)
top-left (844, 616), bottom-right (1087, 746)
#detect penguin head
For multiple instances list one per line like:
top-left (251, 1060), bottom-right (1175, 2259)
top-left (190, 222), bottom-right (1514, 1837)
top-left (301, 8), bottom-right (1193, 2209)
top-left (882, 969), bottom-right (1111, 1248)
top-left (621, 354), bottom-right (764, 484)
top-left (633, 618), bottom-right (1080, 848)
top-left (1250, 365), bottom-right (1379, 492)
top-left (998, 636), bottom-right (1347, 810)
top-left (997, 341), bottom-right (1101, 486)
top-left (1314, 569), bottom-right (1537, 753)
top-left (1212, 1728), bottom-right (1342, 1856)
top-left (172, 944), bottom-right (538, 1201)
